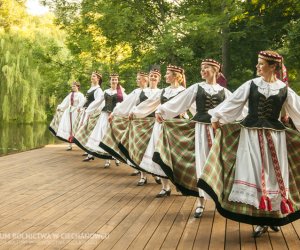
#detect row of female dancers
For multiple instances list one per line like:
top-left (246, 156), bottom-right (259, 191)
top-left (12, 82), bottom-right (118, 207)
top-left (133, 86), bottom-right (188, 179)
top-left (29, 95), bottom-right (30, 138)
top-left (50, 50), bottom-right (300, 238)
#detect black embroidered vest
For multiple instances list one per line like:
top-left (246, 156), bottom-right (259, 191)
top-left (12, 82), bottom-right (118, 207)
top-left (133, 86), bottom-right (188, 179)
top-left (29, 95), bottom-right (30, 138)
top-left (160, 88), bottom-right (184, 104)
top-left (240, 81), bottom-right (287, 130)
top-left (139, 90), bottom-right (156, 117)
top-left (192, 85), bottom-right (225, 123)
top-left (83, 88), bottom-right (98, 108)
top-left (139, 90), bottom-right (148, 104)
top-left (102, 92), bottom-right (118, 113)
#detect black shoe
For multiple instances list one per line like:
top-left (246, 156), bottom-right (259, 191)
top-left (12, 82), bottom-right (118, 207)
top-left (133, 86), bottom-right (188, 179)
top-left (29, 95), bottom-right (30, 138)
top-left (270, 226), bottom-right (280, 232)
top-left (153, 176), bottom-right (162, 185)
top-left (83, 156), bottom-right (94, 162)
top-left (252, 226), bottom-right (268, 238)
top-left (194, 206), bottom-right (204, 218)
top-left (155, 189), bottom-right (171, 198)
top-left (130, 171), bottom-right (140, 176)
top-left (82, 152), bottom-right (88, 156)
top-left (137, 177), bottom-right (147, 186)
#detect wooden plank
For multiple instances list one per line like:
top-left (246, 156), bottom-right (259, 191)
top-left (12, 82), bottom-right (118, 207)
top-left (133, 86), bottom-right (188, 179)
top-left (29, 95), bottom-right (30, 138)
top-left (193, 199), bottom-right (215, 249)
top-left (110, 196), bottom-right (165, 250)
top-left (281, 223), bottom-right (300, 249)
top-left (80, 185), bottom-right (155, 250)
top-left (292, 220), bottom-right (300, 239)
top-left (255, 231), bottom-right (272, 250)
top-left (161, 196), bottom-right (195, 249)
top-left (177, 199), bottom-right (201, 250)
top-left (95, 187), bottom-right (156, 249)
top-left (239, 223), bottom-right (256, 250)
top-left (143, 195), bottom-right (186, 249)
top-left (0, 174), bottom-right (118, 248)
top-left (209, 207), bottom-right (227, 249)
top-left (126, 196), bottom-right (176, 249)
top-left (29, 177), bottom-right (139, 249)
top-left (225, 219), bottom-right (240, 250)
top-left (268, 228), bottom-right (288, 250)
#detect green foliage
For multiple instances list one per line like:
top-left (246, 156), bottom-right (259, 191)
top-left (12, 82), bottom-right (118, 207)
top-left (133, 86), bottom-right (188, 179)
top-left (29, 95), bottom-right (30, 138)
top-left (0, 0), bottom-right (72, 123)
top-left (1, 0), bottom-right (300, 124)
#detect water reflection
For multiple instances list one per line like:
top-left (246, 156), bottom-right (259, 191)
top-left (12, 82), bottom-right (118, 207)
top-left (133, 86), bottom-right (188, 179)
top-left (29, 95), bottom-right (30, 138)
top-left (0, 123), bottom-right (59, 156)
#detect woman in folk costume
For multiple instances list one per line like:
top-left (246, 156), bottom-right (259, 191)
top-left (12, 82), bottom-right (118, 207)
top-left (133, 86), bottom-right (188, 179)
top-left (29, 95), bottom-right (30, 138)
top-left (155, 59), bottom-right (232, 218)
top-left (72, 71), bottom-right (103, 161)
top-left (123, 65), bottom-right (186, 196)
top-left (197, 50), bottom-right (300, 237)
top-left (49, 81), bottom-right (85, 150)
top-left (101, 70), bottom-right (161, 177)
top-left (85, 73), bottom-right (126, 167)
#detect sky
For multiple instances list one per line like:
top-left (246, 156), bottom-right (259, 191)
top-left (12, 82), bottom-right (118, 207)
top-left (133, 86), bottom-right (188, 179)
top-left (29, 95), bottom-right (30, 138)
top-left (26, 0), bottom-right (49, 16)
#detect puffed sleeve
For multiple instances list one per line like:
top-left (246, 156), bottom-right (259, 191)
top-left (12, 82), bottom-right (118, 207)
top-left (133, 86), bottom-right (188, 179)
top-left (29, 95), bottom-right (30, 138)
top-left (283, 87), bottom-right (300, 131)
top-left (156, 84), bottom-right (198, 119)
top-left (57, 93), bottom-right (71, 111)
top-left (131, 90), bottom-right (163, 118)
top-left (85, 88), bottom-right (105, 115)
top-left (77, 92), bottom-right (85, 107)
top-left (209, 81), bottom-right (251, 124)
top-left (189, 101), bottom-right (197, 117)
top-left (113, 89), bottom-right (140, 116)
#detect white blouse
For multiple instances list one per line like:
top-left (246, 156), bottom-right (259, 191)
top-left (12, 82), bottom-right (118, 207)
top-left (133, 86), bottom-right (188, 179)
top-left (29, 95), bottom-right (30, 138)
top-left (57, 92), bottom-right (85, 112)
top-left (85, 87), bottom-right (127, 115)
top-left (131, 85), bottom-right (186, 118)
top-left (156, 82), bottom-right (231, 120)
top-left (209, 77), bottom-right (300, 131)
top-left (112, 88), bottom-right (160, 116)
top-left (77, 86), bottom-right (103, 109)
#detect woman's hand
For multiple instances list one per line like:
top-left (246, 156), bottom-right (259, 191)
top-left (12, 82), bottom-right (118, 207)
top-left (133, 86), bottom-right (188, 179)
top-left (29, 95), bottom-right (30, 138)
top-left (156, 113), bottom-right (164, 123)
top-left (211, 121), bottom-right (220, 130)
top-left (108, 113), bottom-right (114, 123)
top-left (281, 115), bottom-right (289, 124)
top-left (128, 113), bottom-right (134, 120)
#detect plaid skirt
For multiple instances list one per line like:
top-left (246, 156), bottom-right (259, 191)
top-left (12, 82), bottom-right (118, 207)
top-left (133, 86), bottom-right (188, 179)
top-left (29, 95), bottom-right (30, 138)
top-left (99, 116), bottom-right (129, 162)
top-left (198, 123), bottom-right (300, 226)
top-left (72, 110), bottom-right (101, 152)
top-left (48, 110), bottom-right (67, 142)
top-left (117, 117), bottom-right (156, 171)
top-left (153, 119), bottom-right (199, 196)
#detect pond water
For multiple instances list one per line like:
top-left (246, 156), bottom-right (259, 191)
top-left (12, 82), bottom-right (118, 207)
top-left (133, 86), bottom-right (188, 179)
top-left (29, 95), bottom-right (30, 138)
top-left (0, 122), bottom-right (60, 156)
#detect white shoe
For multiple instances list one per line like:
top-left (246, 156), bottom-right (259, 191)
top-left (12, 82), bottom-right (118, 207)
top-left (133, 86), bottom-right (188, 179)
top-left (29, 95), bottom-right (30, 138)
top-left (194, 206), bottom-right (204, 218)
top-left (252, 226), bottom-right (268, 238)
top-left (104, 160), bottom-right (110, 168)
top-left (115, 159), bottom-right (120, 166)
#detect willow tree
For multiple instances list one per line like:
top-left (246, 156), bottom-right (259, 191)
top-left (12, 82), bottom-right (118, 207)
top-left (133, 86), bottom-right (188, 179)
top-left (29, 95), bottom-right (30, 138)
top-left (0, 1), bottom-right (73, 122)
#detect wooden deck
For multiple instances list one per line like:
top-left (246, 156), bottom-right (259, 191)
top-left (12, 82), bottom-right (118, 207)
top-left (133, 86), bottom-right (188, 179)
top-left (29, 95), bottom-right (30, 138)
top-left (0, 144), bottom-right (299, 250)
